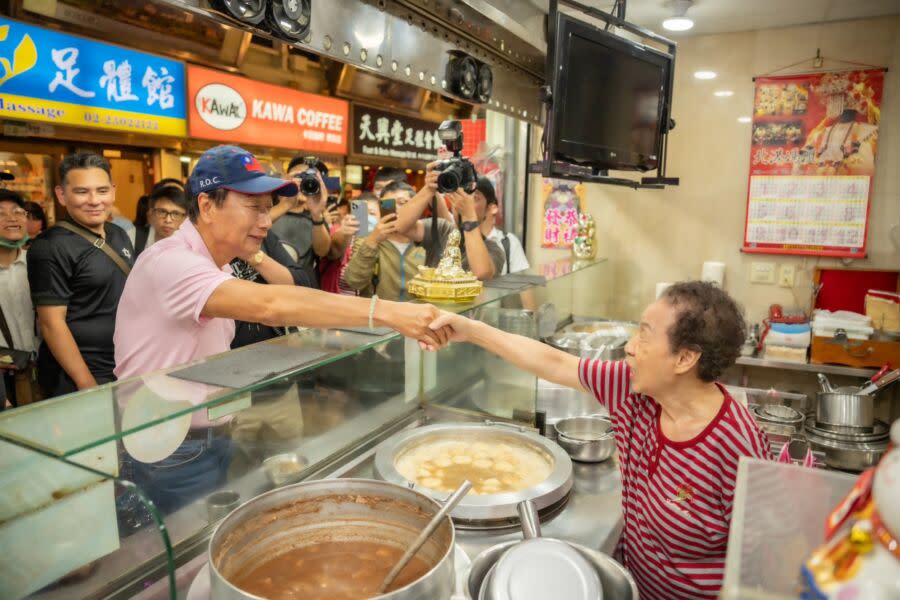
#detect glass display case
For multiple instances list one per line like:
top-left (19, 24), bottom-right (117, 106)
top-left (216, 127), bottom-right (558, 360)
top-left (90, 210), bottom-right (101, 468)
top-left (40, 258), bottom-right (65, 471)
top-left (0, 257), bottom-right (608, 600)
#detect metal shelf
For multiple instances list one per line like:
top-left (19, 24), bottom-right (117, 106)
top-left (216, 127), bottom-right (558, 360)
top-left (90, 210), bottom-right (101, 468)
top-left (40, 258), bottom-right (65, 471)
top-left (735, 356), bottom-right (877, 378)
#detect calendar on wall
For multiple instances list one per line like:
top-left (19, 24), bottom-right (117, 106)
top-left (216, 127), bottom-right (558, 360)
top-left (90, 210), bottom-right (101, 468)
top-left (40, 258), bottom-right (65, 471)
top-left (742, 69), bottom-right (884, 258)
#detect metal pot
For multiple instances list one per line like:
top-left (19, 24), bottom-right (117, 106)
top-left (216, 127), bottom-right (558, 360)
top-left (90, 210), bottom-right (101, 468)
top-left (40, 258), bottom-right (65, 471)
top-left (816, 390), bottom-right (875, 429)
top-left (804, 417), bottom-right (889, 472)
top-left (467, 502), bottom-right (636, 600)
top-left (554, 416), bottom-right (616, 463)
top-left (209, 479), bottom-right (455, 600)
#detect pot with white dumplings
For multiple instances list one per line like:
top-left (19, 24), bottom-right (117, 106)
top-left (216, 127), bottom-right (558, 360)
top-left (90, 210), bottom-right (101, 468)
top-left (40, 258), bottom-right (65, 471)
top-left (374, 422), bottom-right (574, 528)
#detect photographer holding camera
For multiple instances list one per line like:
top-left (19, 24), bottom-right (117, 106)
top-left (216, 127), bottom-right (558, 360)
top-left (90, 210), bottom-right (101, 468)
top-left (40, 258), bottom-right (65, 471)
top-left (391, 121), bottom-right (504, 280)
top-left (270, 156), bottom-right (336, 287)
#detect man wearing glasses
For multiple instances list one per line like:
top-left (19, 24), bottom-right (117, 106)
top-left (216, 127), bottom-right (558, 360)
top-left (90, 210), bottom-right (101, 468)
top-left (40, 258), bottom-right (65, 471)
top-left (128, 185), bottom-right (189, 257)
top-left (0, 190), bottom-right (37, 407)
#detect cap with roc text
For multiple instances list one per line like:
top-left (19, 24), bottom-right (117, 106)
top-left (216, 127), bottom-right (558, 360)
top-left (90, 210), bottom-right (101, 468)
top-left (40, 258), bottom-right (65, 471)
top-left (188, 145), bottom-right (297, 199)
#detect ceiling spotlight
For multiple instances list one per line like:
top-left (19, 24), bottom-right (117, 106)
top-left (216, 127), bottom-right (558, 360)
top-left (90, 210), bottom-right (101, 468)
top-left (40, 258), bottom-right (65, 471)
top-left (738, 116), bottom-right (752, 123)
top-left (714, 90), bottom-right (734, 97)
top-left (663, 0), bottom-right (694, 32)
top-left (694, 70), bottom-right (717, 80)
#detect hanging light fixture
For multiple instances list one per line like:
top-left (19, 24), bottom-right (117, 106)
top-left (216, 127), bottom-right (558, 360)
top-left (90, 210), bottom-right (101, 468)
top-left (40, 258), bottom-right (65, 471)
top-left (662, 0), bottom-right (694, 32)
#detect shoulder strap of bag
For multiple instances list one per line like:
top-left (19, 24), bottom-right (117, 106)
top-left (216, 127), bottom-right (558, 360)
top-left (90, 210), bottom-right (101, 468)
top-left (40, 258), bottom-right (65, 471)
top-left (501, 232), bottom-right (511, 275)
top-left (0, 303), bottom-right (15, 351)
top-left (56, 221), bottom-right (131, 276)
top-left (134, 225), bottom-right (149, 256)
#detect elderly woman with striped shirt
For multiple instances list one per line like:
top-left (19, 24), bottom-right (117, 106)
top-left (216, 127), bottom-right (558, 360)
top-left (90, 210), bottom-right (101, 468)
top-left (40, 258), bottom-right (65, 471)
top-left (430, 281), bottom-right (769, 599)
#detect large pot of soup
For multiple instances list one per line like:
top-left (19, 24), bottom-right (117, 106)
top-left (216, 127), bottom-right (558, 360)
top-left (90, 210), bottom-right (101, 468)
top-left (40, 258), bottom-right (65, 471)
top-left (209, 479), bottom-right (455, 600)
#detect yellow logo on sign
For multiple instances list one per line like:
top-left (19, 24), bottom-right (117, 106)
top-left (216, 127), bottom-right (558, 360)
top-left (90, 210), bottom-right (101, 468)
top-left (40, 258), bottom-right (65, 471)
top-left (0, 25), bottom-right (38, 87)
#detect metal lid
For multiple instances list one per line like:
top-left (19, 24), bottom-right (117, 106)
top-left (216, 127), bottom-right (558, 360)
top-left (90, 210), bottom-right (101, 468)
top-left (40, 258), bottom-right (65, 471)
top-left (374, 422), bottom-right (574, 526)
top-left (490, 538), bottom-right (602, 600)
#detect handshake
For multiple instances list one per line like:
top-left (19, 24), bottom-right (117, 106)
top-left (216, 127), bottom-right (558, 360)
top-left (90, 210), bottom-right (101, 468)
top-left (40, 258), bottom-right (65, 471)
top-left (378, 302), bottom-right (474, 351)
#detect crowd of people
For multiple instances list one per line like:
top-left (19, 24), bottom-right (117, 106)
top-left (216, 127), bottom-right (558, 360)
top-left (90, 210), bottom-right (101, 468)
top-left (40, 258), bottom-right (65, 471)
top-left (0, 145), bottom-right (529, 408)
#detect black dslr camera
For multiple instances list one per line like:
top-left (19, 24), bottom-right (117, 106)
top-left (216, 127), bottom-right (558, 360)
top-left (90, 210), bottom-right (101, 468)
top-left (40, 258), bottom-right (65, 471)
top-left (295, 157), bottom-right (340, 198)
top-left (295, 157), bottom-right (323, 197)
top-left (434, 120), bottom-right (477, 194)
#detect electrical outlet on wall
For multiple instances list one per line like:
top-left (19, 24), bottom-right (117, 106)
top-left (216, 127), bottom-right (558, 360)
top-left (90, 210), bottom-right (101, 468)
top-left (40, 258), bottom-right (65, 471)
top-left (750, 262), bottom-right (776, 284)
top-left (779, 264), bottom-right (796, 288)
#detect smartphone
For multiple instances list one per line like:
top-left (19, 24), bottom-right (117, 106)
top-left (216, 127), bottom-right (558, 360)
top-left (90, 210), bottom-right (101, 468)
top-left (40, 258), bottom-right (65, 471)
top-left (380, 198), bottom-right (397, 217)
top-left (326, 196), bottom-right (339, 211)
top-left (351, 200), bottom-right (370, 237)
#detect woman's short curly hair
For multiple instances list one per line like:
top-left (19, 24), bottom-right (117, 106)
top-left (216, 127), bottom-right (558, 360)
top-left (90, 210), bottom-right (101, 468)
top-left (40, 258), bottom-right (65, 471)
top-left (661, 281), bottom-right (746, 382)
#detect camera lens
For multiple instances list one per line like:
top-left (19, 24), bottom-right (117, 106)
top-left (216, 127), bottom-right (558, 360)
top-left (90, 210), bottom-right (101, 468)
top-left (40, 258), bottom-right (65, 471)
top-left (300, 170), bottom-right (320, 196)
top-left (437, 166), bottom-right (461, 194)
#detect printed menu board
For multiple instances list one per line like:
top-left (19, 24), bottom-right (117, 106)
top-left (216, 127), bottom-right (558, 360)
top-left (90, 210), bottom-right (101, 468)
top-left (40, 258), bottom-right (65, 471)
top-left (742, 69), bottom-right (884, 258)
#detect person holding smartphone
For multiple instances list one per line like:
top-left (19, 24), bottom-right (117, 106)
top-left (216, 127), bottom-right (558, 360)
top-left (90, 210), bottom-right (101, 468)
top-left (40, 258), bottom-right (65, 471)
top-left (343, 181), bottom-right (429, 301)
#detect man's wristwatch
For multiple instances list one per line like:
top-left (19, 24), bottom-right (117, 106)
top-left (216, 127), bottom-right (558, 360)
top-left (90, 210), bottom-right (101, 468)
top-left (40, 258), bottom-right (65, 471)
top-left (250, 250), bottom-right (265, 266)
top-left (310, 216), bottom-right (326, 226)
top-left (460, 220), bottom-right (480, 232)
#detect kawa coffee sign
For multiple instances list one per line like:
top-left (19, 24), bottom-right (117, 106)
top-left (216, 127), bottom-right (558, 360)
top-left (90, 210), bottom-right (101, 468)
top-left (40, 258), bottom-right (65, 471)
top-left (187, 65), bottom-right (349, 154)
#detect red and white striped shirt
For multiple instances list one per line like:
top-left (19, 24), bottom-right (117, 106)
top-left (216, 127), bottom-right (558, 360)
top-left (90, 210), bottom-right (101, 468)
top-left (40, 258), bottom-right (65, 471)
top-left (578, 359), bottom-right (769, 600)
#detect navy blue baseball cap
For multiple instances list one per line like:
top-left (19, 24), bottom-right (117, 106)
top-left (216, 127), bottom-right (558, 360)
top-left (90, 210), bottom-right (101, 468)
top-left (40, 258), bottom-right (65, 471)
top-left (188, 146), bottom-right (297, 200)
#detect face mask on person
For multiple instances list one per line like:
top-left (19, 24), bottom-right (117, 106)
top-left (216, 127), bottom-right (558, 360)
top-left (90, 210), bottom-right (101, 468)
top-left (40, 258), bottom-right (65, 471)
top-left (0, 234), bottom-right (29, 249)
top-left (368, 214), bottom-right (378, 228)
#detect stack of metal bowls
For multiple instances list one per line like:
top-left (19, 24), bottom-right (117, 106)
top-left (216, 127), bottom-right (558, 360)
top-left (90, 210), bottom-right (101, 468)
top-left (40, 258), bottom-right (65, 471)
top-left (805, 374), bottom-right (890, 471)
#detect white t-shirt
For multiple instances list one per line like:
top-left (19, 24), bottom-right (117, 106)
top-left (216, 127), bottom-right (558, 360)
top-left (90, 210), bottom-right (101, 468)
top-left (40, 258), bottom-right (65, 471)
top-left (487, 228), bottom-right (530, 274)
top-left (388, 239), bottom-right (411, 255)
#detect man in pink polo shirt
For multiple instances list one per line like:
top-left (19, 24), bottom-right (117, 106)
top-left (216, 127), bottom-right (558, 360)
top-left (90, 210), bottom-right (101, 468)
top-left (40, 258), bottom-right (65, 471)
top-left (115, 145), bottom-right (447, 381)
top-left (113, 146), bottom-right (448, 515)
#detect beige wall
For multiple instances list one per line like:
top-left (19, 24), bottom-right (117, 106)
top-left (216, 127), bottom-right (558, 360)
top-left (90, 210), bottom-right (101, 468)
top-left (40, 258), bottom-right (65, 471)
top-left (527, 16), bottom-right (900, 325)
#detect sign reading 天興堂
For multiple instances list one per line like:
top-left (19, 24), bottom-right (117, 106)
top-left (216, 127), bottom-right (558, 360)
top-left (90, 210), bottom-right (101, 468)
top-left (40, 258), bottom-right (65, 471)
top-left (351, 105), bottom-right (443, 163)
top-left (0, 17), bottom-right (186, 137)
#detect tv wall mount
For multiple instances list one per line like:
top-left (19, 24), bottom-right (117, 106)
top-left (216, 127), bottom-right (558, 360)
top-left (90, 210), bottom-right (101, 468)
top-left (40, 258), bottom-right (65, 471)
top-left (530, 0), bottom-right (680, 189)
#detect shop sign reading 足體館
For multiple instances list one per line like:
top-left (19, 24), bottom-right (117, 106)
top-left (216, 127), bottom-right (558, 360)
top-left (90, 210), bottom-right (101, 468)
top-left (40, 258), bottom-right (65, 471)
top-left (0, 16), bottom-right (186, 136)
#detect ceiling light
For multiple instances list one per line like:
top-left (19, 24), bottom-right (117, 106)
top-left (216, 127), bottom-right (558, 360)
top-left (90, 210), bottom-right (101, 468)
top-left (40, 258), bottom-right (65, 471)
top-left (662, 0), bottom-right (694, 32)
top-left (738, 116), bottom-right (752, 123)
top-left (179, 155), bottom-right (191, 163)
top-left (714, 90), bottom-right (734, 97)
top-left (662, 17), bottom-right (693, 31)
top-left (694, 71), bottom-right (717, 80)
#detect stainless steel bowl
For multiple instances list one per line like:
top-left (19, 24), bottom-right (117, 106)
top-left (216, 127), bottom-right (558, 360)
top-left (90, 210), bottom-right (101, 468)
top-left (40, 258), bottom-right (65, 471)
top-left (262, 452), bottom-right (308, 487)
top-left (209, 479), bottom-right (455, 600)
top-left (554, 416), bottom-right (616, 463)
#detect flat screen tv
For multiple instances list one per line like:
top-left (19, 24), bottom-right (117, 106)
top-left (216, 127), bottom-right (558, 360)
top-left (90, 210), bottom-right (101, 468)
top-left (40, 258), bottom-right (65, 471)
top-left (547, 12), bottom-right (674, 172)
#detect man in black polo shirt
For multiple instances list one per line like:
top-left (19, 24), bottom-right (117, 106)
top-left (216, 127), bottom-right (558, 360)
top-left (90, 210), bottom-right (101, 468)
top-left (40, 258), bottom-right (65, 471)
top-left (27, 152), bottom-right (134, 398)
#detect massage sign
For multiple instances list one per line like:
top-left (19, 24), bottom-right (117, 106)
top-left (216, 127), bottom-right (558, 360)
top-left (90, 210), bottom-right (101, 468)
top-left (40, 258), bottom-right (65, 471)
top-left (187, 65), bottom-right (348, 154)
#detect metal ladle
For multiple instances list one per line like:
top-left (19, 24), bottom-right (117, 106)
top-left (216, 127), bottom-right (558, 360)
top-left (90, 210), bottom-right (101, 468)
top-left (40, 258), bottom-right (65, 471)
top-left (378, 480), bottom-right (472, 594)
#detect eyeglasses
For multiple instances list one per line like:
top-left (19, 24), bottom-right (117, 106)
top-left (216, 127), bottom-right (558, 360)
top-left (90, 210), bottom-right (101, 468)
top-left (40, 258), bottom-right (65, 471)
top-left (152, 208), bottom-right (187, 221)
top-left (0, 208), bottom-right (27, 220)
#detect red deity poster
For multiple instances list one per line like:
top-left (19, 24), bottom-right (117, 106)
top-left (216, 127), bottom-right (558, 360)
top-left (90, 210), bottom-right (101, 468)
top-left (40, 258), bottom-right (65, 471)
top-left (742, 69), bottom-right (884, 257)
top-left (541, 179), bottom-right (586, 249)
